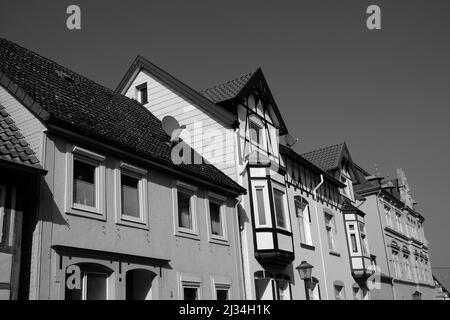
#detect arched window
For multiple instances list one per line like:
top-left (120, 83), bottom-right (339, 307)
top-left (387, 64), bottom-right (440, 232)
top-left (294, 196), bottom-right (312, 246)
top-left (333, 280), bottom-right (346, 300)
top-left (308, 277), bottom-right (321, 300)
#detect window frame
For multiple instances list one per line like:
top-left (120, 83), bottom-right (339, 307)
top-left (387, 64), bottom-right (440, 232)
top-left (173, 181), bottom-right (199, 239)
top-left (324, 211), bottom-right (337, 252)
top-left (65, 145), bottom-right (106, 220)
top-left (135, 82), bottom-right (148, 104)
top-left (248, 117), bottom-right (265, 152)
top-left (206, 192), bottom-right (228, 244)
top-left (179, 273), bottom-right (202, 300)
top-left (272, 185), bottom-right (290, 232)
top-left (211, 276), bottom-right (232, 300)
top-left (333, 283), bottom-right (346, 300)
top-left (114, 162), bottom-right (149, 229)
top-left (251, 180), bottom-right (272, 228)
top-left (0, 184), bottom-right (7, 245)
top-left (295, 197), bottom-right (313, 246)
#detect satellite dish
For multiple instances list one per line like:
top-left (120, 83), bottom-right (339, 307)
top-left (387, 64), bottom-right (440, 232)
top-left (285, 134), bottom-right (299, 148)
top-left (162, 115), bottom-right (186, 144)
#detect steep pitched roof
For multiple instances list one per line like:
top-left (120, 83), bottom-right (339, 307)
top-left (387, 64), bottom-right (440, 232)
top-left (0, 37), bottom-right (245, 194)
top-left (200, 68), bottom-right (288, 135)
top-left (302, 143), bottom-right (346, 172)
top-left (200, 71), bottom-right (254, 104)
top-left (0, 102), bottom-right (43, 173)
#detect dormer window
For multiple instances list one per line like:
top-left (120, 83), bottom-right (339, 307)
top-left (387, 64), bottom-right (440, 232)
top-left (136, 83), bottom-right (148, 104)
top-left (249, 120), bottom-right (263, 148)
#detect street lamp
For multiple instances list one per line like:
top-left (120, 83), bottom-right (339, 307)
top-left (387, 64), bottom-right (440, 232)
top-left (296, 261), bottom-right (313, 300)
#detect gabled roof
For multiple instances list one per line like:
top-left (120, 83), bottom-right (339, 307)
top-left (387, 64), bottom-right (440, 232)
top-left (115, 55), bottom-right (236, 125)
top-left (200, 71), bottom-right (254, 104)
top-left (0, 37), bottom-right (245, 195)
top-left (279, 144), bottom-right (345, 188)
top-left (0, 103), bottom-right (44, 174)
top-left (200, 68), bottom-right (289, 135)
top-left (302, 143), bottom-right (346, 172)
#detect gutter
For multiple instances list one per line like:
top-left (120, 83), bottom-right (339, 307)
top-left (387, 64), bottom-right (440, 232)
top-left (46, 124), bottom-right (245, 196)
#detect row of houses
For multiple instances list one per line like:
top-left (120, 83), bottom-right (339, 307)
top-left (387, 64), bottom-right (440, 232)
top-left (0, 37), bottom-right (439, 299)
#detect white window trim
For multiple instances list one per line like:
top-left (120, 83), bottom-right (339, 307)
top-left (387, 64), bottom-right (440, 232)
top-left (325, 211), bottom-right (337, 252)
top-left (113, 162), bottom-right (148, 229)
top-left (251, 180), bottom-right (272, 228)
top-left (65, 145), bottom-right (106, 220)
top-left (272, 185), bottom-right (291, 232)
top-left (178, 273), bottom-right (202, 300)
top-left (173, 181), bottom-right (199, 239)
top-left (346, 222), bottom-right (361, 255)
top-left (81, 271), bottom-right (110, 300)
top-left (248, 116), bottom-right (266, 153)
top-left (295, 198), bottom-right (313, 246)
top-left (206, 192), bottom-right (229, 245)
top-left (211, 276), bottom-right (232, 300)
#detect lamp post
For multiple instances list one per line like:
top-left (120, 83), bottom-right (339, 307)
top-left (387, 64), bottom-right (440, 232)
top-left (296, 261), bottom-right (314, 300)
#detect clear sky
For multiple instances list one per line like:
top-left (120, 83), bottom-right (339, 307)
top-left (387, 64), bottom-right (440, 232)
top-left (1, 0), bottom-right (449, 268)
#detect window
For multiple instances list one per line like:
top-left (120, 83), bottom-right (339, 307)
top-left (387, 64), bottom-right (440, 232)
top-left (179, 273), bottom-right (201, 300)
top-left (178, 191), bottom-right (192, 229)
top-left (65, 146), bottom-right (106, 219)
top-left (273, 188), bottom-right (289, 230)
top-left (136, 83), bottom-right (148, 104)
top-left (276, 280), bottom-right (291, 300)
top-left (207, 194), bottom-right (227, 242)
top-left (211, 277), bottom-right (232, 300)
top-left (73, 160), bottom-right (96, 207)
top-left (334, 283), bottom-right (346, 300)
top-left (183, 287), bottom-right (198, 300)
top-left (325, 212), bottom-right (336, 251)
top-left (0, 184), bottom-right (9, 245)
top-left (384, 205), bottom-right (393, 228)
top-left (308, 277), bottom-right (321, 300)
top-left (395, 212), bottom-right (403, 233)
top-left (249, 120), bottom-right (263, 149)
top-left (392, 250), bottom-right (402, 278)
top-left (295, 198), bottom-right (312, 246)
top-left (352, 286), bottom-right (360, 300)
top-left (403, 253), bottom-right (412, 280)
top-left (216, 288), bottom-right (229, 300)
top-left (115, 162), bottom-right (148, 227)
top-left (255, 278), bottom-right (274, 300)
top-left (348, 223), bottom-right (359, 253)
top-left (359, 223), bottom-right (369, 256)
top-left (174, 182), bottom-right (198, 237)
top-left (65, 265), bottom-right (111, 300)
top-left (251, 181), bottom-right (271, 228)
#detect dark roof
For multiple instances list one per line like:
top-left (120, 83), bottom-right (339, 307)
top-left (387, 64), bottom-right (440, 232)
top-left (302, 143), bottom-right (345, 172)
top-left (279, 144), bottom-right (345, 188)
top-left (200, 71), bottom-right (254, 104)
top-left (433, 268), bottom-right (450, 294)
top-left (0, 102), bottom-right (43, 172)
top-left (0, 37), bottom-right (245, 194)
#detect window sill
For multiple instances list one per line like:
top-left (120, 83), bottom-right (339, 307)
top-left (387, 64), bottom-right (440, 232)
top-left (209, 237), bottom-right (230, 247)
top-left (115, 218), bottom-right (149, 230)
top-left (329, 251), bottom-right (341, 257)
top-left (300, 243), bottom-right (315, 251)
top-left (66, 207), bottom-right (106, 222)
top-left (175, 230), bottom-right (200, 241)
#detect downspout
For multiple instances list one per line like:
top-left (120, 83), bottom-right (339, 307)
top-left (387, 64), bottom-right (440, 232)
top-left (312, 174), bottom-right (330, 299)
top-left (374, 187), bottom-right (397, 300)
top-left (234, 124), bottom-right (252, 299)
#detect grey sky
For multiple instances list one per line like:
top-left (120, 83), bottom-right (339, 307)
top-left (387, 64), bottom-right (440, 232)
top-left (1, 0), bottom-right (449, 268)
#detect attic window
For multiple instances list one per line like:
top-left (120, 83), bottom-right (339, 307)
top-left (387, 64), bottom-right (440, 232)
top-left (136, 83), bottom-right (148, 104)
top-left (55, 70), bottom-right (75, 83)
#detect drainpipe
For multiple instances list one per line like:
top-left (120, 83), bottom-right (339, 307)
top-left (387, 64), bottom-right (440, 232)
top-left (312, 174), bottom-right (330, 299)
top-left (374, 187), bottom-right (397, 300)
top-left (233, 124), bottom-right (252, 299)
